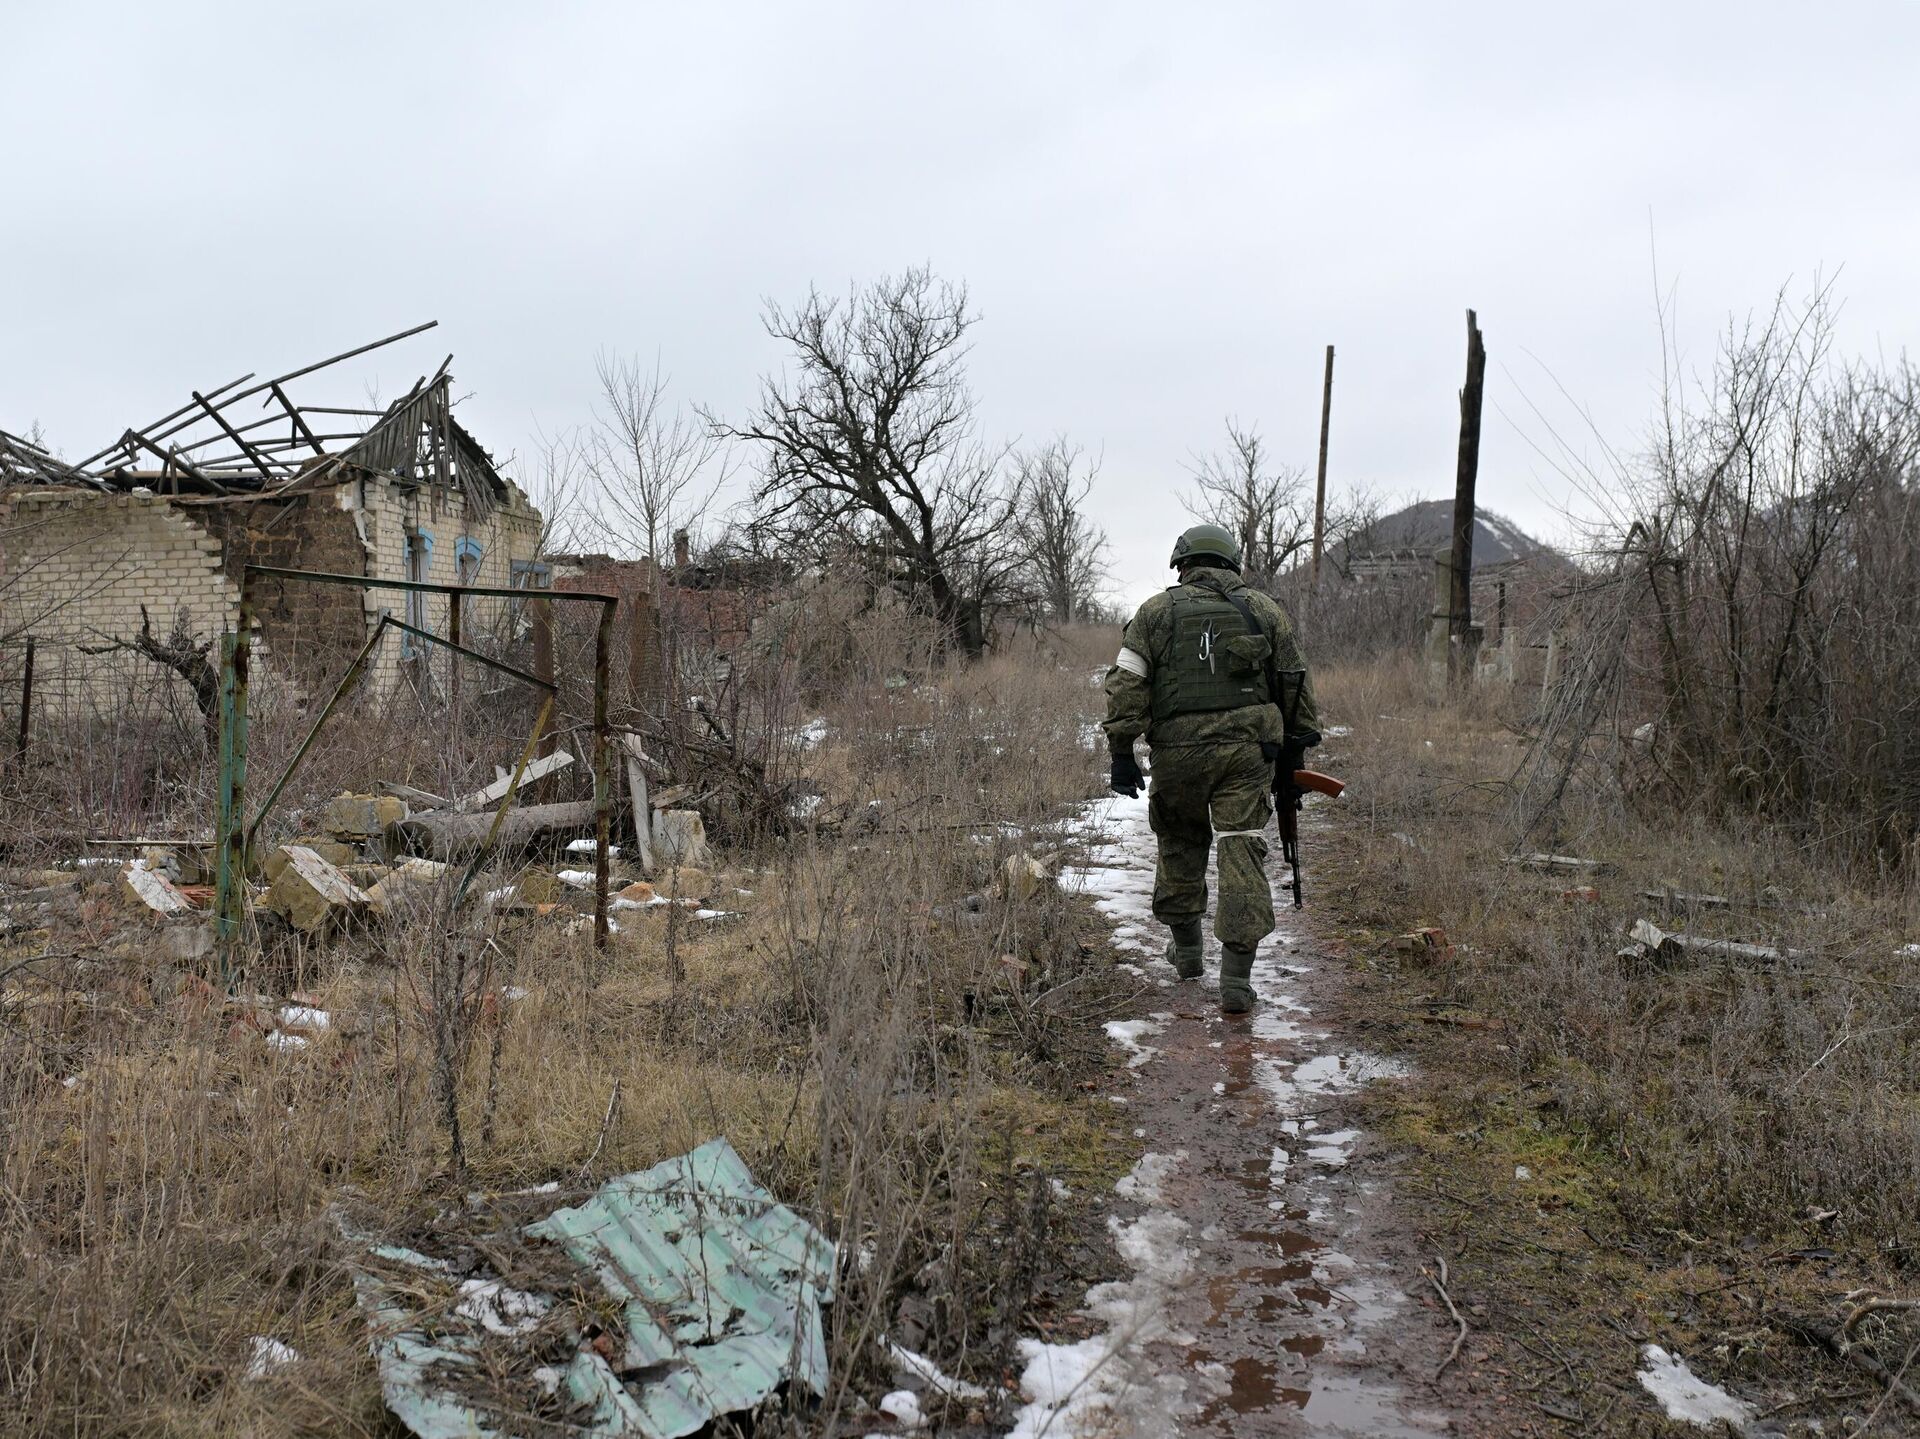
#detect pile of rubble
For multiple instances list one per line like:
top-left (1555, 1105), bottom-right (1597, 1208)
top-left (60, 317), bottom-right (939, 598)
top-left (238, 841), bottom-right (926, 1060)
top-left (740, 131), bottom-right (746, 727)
top-left (90, 751), bottom-right (727, 943)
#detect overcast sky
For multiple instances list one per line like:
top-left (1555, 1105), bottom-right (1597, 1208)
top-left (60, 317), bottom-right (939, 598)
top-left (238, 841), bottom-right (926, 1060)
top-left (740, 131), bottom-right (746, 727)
top-left (7, 2), bottom-right (1918, 611)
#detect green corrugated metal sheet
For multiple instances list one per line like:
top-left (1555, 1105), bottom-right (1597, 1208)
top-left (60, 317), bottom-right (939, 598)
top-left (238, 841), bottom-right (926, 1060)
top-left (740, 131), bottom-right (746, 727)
top-left (344, 1138), bottom-right (835, 1438)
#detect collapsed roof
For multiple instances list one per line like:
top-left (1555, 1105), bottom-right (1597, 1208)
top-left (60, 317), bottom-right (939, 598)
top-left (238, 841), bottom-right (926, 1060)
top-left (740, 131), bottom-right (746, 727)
top-left (0, 321), bottom-right (514, 517)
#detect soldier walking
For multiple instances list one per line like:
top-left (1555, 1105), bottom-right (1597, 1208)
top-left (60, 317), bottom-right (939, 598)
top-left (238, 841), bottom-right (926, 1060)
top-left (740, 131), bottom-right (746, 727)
top-left (1102, 524), bottom-right (1321, 1013)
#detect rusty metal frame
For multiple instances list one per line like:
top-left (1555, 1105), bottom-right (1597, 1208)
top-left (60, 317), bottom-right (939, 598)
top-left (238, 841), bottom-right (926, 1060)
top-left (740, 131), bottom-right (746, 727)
top-left (214, 566), bottom-right (619, 974)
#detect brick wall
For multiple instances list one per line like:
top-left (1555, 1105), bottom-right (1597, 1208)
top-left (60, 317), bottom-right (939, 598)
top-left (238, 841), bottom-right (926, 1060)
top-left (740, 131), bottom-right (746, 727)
top-left (0, 475), bottom-right (545, 714)
top-left (349, 476), bottom-right (545, 696)
top-left (189, 492), bottom-right (369, 694)
top-left (0, 489), bottom-right (239, 714)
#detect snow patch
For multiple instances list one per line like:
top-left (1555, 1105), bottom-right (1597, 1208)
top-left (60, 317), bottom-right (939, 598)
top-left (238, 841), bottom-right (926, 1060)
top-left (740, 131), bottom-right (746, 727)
top-left (1637, 1345), bottom-right (1754, 1428)
top-left (1007, 1210), bottom-right (1194, 1438)
top-left (454, 1278), bottom-right (548, 1336)
top-left (244, 1336), bottom-right (299, 1380)
top-left (1114, 1150), bottom-right (1185, 1206)
top-left (1104, 1017), bottom-right (1164, 1069)
top-left (887, 1342), bottom-right (988, 1400)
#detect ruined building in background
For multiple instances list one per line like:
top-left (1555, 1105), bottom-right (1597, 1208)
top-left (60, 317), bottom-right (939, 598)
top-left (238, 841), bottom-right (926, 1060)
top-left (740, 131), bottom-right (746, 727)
top-left (0, 327), bottom-right (545, 714)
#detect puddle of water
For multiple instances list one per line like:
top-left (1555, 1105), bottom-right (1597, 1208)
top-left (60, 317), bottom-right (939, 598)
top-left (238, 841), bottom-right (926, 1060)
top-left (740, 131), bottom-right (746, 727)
top-left (1047, 794), bottom-right (1448, 1437)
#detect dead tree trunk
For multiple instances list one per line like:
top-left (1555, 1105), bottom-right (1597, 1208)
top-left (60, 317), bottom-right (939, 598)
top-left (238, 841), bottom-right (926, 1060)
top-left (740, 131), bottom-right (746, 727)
top-left (1448, 311), bottom-right (1486, 689)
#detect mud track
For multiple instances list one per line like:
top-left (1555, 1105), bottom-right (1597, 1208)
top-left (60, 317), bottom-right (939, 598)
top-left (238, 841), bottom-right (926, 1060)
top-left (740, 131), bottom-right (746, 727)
top-left (1057, 796), bottom-right (1469, 1437)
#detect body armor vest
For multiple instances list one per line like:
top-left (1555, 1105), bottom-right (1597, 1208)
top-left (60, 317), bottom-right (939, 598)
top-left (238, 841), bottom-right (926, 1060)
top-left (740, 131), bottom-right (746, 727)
top-left (1149, 585), bottom-right (1275, 723)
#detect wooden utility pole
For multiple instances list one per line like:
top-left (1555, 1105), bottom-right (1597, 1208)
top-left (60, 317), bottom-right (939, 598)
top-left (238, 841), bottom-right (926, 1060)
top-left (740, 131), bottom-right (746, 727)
top-left (1448, 311), bottom-right (1486, 688)
top-left (1310, 344), bottom-right (1335, 590)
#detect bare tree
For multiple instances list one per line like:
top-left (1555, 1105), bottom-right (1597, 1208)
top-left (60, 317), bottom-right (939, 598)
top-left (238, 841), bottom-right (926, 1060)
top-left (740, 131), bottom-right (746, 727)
top-left (713, 268), bottom-right (1021, 657)
top-left (1012, 438), bottom-right (1109, 624)
top-left (1186, 417), bottom-right (1381, 595)
top-left (587, 353), bottom-right (726, 586)
top-left (523, 422), bottom-right (591, 557)
top-left (1184, 419), bottom-right (1315, 587)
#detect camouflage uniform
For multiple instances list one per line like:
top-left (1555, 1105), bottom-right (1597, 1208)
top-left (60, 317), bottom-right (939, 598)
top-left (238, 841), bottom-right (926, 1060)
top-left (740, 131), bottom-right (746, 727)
top-left (1102, 563), bottom-right (1319, 973)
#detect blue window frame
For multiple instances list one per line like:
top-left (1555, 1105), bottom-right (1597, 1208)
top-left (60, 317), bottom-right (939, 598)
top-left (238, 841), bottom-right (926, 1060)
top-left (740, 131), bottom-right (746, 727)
top-left (454, 536), bottom-right (484, 583)
top-left (401, 530), bottom-right (434, 656)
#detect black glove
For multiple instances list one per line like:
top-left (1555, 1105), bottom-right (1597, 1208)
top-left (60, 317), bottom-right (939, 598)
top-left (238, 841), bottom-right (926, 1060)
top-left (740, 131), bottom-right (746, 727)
top-left (1279, 739), bottom-right (1309, 780)
top-left (1109, 746), bottom-right (1144, 798)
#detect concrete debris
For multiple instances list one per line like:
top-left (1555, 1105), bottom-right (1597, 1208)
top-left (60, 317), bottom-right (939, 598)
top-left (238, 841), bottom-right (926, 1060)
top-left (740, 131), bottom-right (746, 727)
top-left (159, 922), bottom-right (214, 964)
top-left (121, 859), bottom-right (194, 915)
top-left (1390, 927), bottom-right (1451, 959)
top-left (653, 809), bottom-right (710, 867)
top-left (999, 851), bottom-right (1061, 901)
top-left (321, 792), bottom-right (407, 840)
top-left (265, 837), bottom-right (355, 881)
top-left (453, 750), bottom-right (573, 812)
top-left (263, 845), bottom-right (372, 935)
top-left (365, 858), bottom-right (451, 916)
top-left (142, 843), bottom-right (213, 885)
top-left (1626, 918), bottom-right (1799, 966)
top-left (343, 1137), bottom-right (834, 1439)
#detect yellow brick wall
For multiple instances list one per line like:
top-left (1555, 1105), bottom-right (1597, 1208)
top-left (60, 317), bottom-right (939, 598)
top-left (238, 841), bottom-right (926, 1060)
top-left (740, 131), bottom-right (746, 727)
top-left (0, 490), bottom-right (239, 714)
top-left (0, 477), bottom-right (545, 713)
top-left (342, 477), bottom-right (545, 696)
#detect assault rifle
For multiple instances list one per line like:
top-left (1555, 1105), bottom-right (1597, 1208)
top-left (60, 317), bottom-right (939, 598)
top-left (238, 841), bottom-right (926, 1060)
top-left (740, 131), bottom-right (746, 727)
top-left (1271, 667), bottom-right (1344, 908)
top-left (1276, 766), bottom-right (1346, 909)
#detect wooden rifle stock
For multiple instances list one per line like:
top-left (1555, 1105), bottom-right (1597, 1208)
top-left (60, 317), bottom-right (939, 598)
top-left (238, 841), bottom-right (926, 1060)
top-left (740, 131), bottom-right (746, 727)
top-left (1275, 768), bottom-right (1345, 909)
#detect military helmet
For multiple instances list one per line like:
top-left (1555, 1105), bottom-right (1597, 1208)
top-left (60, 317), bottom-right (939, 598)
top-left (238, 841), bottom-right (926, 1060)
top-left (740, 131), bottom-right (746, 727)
top-left (1169, 523), bottom-right (1241, 569)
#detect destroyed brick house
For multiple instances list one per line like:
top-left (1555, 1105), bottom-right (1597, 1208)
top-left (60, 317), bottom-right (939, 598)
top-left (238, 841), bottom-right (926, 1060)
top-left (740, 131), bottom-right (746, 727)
top-left (548, 532), bottom-right (776, 702)
top-left (0, 325), bottom-right (546, 715)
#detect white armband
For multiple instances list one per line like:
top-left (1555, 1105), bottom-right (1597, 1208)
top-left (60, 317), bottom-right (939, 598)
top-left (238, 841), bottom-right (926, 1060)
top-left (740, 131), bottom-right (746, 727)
top-left (1113, 646), bottom-right (1149, 678)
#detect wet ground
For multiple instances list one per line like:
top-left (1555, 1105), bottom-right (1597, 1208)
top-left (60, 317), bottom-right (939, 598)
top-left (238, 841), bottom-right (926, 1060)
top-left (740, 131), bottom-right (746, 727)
top-left (1045, 796), bottom-right (1460, 1437)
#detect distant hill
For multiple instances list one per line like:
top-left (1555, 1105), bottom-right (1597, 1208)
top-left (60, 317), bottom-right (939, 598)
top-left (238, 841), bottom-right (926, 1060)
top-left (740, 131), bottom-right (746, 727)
top-left (1331, 499), bottom-right (1569, 574)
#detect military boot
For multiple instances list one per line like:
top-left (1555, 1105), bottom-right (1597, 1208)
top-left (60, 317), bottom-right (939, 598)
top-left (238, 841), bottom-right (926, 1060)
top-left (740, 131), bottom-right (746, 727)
top-left (1219, 945), bottom-right (1257, 1014)
top-left (1165, 920), bottom-right (1204, 980)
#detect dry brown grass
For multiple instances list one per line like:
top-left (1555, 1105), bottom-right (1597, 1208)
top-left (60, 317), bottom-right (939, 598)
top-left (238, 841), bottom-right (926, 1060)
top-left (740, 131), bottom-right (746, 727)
top-left (0, 618), bottom-right (1126, 1436)
top-left (1314, 655), bottom-right (1920, 1246)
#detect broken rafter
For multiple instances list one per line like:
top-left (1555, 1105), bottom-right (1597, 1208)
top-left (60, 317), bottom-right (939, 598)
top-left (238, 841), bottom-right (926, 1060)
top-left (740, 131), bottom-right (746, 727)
top-left (119, 430), bottom-right (227, 494)
top-left (193, 389), bottom-right (277, 477)
top-left (271, 383), bottom-right (325, 456)
top-left (70, 371), bottom-right (253, 471)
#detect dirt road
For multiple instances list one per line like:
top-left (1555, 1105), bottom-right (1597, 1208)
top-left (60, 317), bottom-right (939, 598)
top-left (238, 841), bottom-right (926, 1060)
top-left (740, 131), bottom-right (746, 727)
top-left (1017, 795), bottom-right (1463, 1437)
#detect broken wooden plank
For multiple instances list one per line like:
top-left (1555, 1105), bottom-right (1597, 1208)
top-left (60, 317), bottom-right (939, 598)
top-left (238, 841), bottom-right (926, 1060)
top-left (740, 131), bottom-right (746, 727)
top-left (1641, 887), bottom-right (1828, 918)
top-left (453, 750), bottom-right (573, 812)
top-left (379, 780), bottom-right (451, 811)
top-left (1508, 853), bottom-right (1616, 875)
top-left (621, 733), bottom-right (654, 873)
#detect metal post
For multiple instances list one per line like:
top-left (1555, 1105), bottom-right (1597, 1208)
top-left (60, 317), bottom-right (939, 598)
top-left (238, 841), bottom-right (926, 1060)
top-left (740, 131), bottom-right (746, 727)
top-left (214, 577), bottom-right (255, 979)
top-left (1310, 344), bottom-right (1334, 591)
top-left (592, 604), bottom-right (614, 949)
top-left (532, 593), bottom-right (555, 801)
top-left (447, 585), bottom-right (462, 756)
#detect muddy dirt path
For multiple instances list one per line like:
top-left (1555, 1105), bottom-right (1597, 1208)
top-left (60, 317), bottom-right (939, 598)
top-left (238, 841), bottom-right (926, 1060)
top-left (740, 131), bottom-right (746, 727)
top-left (1031, 796), bottom-right (1463, 1438)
